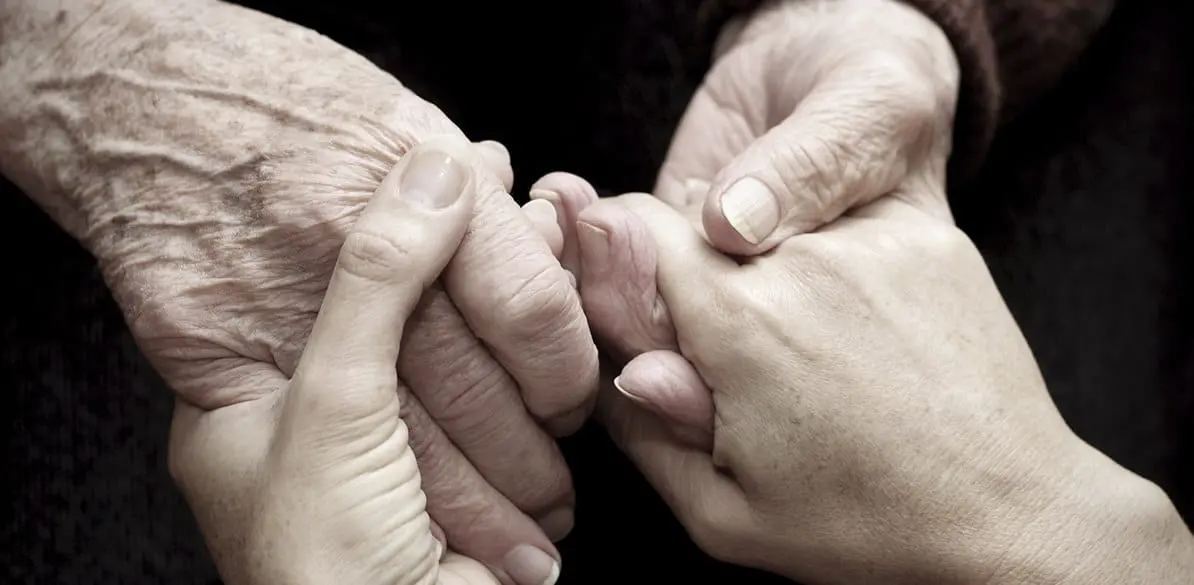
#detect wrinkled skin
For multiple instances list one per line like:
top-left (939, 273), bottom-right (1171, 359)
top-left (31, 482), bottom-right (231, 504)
top-left (529, 0), bottom-right (962, 444)
top-left (232, 138), bottom-right (507, 585)
top-left (0, 3), bottom-right (598, 582)
top-left (657, 0), bottom-right (959, 255)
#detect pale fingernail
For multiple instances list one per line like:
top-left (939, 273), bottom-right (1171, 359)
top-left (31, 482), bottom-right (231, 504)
top-left (528, 188), bottom-right (561, 203)
top-left (535, 507), bottom-right (576, 542)
top-left (613, 376), bottom-right (648, 405)
top-left (400, 148), bottom-right (468, 209)
top-left (523, 198), bottom-right (559, 225)
top-left (720, 177), bottom-right (780, 244)
top-left (576, 222), bottom-right (610, 271)
top-left (504, 545), bottom-right (561, 585)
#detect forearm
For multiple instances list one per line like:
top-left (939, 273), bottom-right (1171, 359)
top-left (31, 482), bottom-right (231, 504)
top-left (0, 0), bottom-right (429, 251)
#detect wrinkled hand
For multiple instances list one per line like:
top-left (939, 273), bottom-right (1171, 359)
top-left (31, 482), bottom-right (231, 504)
top-left (73, 7), bottom-right (596, 584)
top-left (577, 193), bottom-right (1189, 584)
top-left (657, 0), bottom-right (959, 255)
top-left (191, 138), bottom-right (510, 585)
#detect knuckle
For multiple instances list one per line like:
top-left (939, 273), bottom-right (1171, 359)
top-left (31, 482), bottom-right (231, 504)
top-left (859, 52), bottom-right (950, 136)
top-left (335, 231), bottom-right (412, 283)
top-left (775, 134), bottom-right (855, 216)
top-left (509, 464), bottom-right (573, 514)
top-left (495, 264), bottom-right (580, 342)
top-left (432, 359), bottom-right (510, 427)
top-left (412, 348), bottom-right (575, 511)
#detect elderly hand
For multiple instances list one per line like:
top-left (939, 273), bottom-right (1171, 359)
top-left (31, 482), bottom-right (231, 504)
top-left (0, 2), bottom-right (593, 583)
top-left (178, 138), bottom-right (526, 585)
top-left (576, 193), bottom-right (1194, 584)
top-left (657, 0), bottom-right (959, 255)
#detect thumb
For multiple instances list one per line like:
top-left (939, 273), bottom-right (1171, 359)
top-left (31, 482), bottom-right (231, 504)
top-left (289, 134), bottom-right (476, 445)
top-left (701, 74), bottom-right (937, 256)
top-left (267, 137), bottom-right (499, 585)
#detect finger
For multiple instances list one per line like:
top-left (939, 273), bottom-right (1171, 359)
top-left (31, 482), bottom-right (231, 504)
top-left (521, 199), bottom-right (564, 258)
top-left (596, 376), bottom-right (749, 557)
top-left (654, 79), bottom-right (754, 207)
top-left (438, 553), bottom-right (503, 585)
top-left (476, 140), bottom-right (514, 193)
top-left (574, 200), bottom-right (677, 357)
top-left (400, 290), bottom-right (575, 539)
top-left (445, 172), bottom-right (598, 433)
top-left (595, 194), bottom-right (735, 334)
top-left (296, 137), bottom-right (474, 417)
top-left (431, 519), bottom-right (447, 556)
top-left (400, 385), bottom-right (563, 585)
top-left (529, 172), bottom-right (599, 277)
top-left (615, 350), bottom-right (714, 450)
top-left (702, 65), bottom-right (944, 256)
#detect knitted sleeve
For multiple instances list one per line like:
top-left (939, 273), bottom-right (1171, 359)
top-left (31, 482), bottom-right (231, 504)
top-left (696, 0), bottom-right (1116, 180)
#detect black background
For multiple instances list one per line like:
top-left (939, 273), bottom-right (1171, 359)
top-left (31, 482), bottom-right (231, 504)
top-left (1, 1), bottom-right (1190, 584)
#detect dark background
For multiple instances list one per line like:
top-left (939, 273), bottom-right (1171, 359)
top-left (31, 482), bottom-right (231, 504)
top-left (2, 1), bottom-right (1190, 584)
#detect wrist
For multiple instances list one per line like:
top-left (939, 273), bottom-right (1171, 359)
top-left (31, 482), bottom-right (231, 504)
top-left (972, 442), bottom-right (1194, 585)
top-left (0, 0), bottom-right (134, 236)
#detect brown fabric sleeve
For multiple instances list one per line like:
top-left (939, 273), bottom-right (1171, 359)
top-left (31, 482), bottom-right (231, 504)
top-left (697, 0), bottom-right (1116, 181)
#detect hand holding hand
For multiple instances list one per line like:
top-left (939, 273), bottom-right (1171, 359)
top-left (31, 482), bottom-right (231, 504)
top-left (3, 3), bottom-right (601, 578)
top-left (576, 194), bottom-right (1193, 584)
top-left (172, 138), bottom-right (556, 585)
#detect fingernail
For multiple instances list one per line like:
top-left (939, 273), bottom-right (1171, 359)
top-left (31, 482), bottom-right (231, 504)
top-left (535, 507), bottom-right (576, 542)
top-left (528, 188), bottom-right (561, 204)
top-left (576, 222), bottom-right (610, 271)
top-left (720, 176), bottom-right (780, 244)
top-left (400, 148), bottom-right (468, 209)
top-left (504, 545), bottom-right (561, 585)
top-left (613, 376), bottom-right (649, 405)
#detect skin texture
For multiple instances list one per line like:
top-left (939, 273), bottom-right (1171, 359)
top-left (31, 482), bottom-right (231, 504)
top-left (0, 1), bottom-right (595, 583)
top-left (567, 192), bottom-right (1194, 585)
top-left (228, 137), bottom-right (504, 585)
top-left (657, 0), bottom-right (960, 255)
top-left (532, 0), bottom-right (966, 449)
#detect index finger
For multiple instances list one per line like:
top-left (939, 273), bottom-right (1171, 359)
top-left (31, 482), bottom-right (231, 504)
top-left (297, 138), bottom-right (476, 390)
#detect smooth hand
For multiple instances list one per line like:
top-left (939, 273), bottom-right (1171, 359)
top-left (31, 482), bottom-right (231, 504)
top-left (579, 193), bottom-right (1194, 584)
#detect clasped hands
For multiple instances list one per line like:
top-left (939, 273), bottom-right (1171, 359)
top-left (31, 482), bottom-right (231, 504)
top-left (96, 1), bottom-right (1186, 585)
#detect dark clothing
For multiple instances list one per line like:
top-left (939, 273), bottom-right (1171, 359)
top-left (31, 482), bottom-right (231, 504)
top-left (1, 1), bottom-right (1190, 584)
